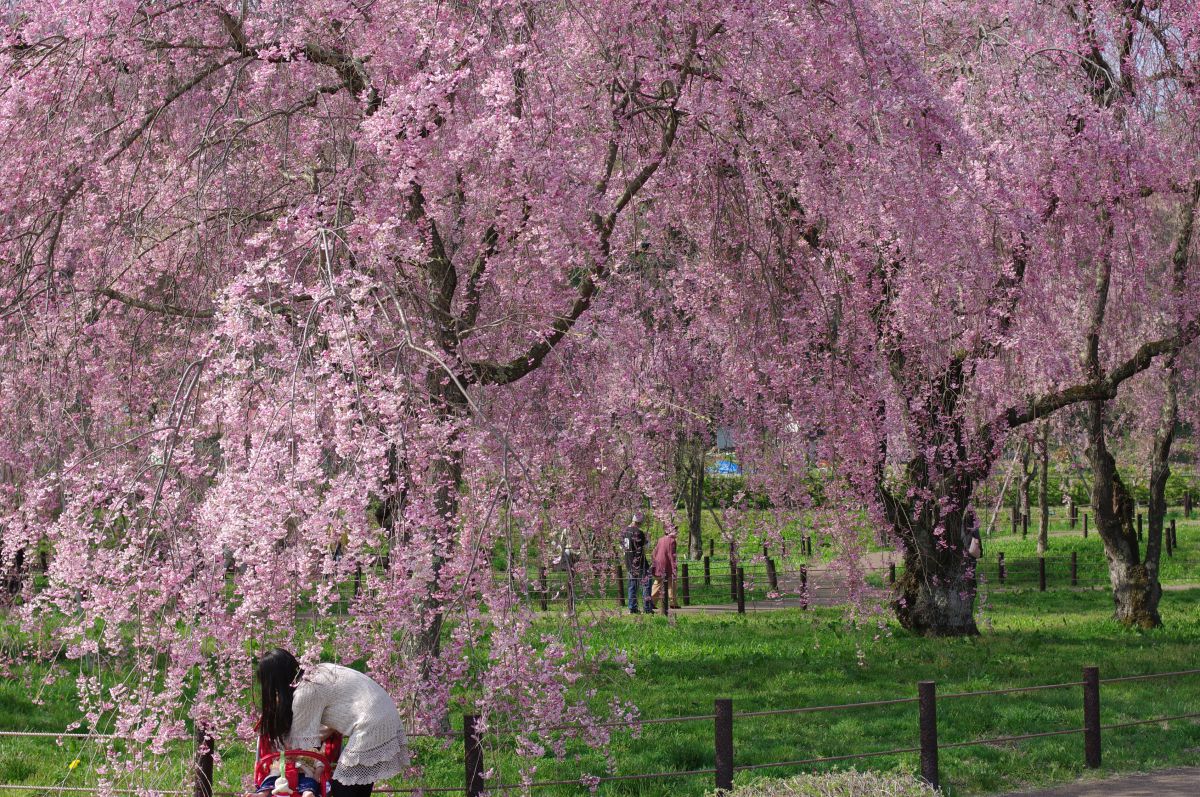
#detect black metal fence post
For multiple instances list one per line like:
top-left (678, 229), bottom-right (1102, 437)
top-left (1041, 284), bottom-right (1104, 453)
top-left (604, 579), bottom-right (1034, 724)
top-left (682, 563), bottom-right (691, 606)
top-left (766, 558), bottom-right (778, 591)
top-left (736, 566), bottom-right (746, 614)
top-left (539, 567), bottom-right (548, 611)
top-left (1070, 551), bottom-right (1078, 587)
top-left (1084, 512), bottom-right (1089, 537)
top-left (1083, 667), bottom-right (1101, 769)
top-left (661, 576), bottom-right (669, 616)
top-left (464, 714), bottom-right (485, 797)
top-left (1038, 556), bottom-right (1047, 592)
top-left (714, 699), bottom-right (734, 792)
top-left (918, 681), bottom-right (938, 790)
top-left (1138, 512), bottom-right (1144, 541)
top-left (800, 566), bottom-right (809, 610)
top-left (192, 728), bottom-right (213, 797)
top-left (704, 555), bottom-right (711, 585)
top-left (616, 564), bottom-right (625, 608)
top-left (1171, 518), bottom-right (1179, 550)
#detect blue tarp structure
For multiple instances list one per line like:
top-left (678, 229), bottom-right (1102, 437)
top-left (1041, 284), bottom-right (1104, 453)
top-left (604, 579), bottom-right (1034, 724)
top-left (710, 459), bottom-right (742, 475)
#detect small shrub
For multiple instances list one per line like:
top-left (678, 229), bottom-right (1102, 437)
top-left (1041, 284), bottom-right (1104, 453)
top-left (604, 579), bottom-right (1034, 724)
top-left (718, 770), bottom-right (937, 797)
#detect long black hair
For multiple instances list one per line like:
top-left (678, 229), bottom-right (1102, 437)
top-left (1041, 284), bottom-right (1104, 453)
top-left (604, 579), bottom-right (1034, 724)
top-left (257, 648), bottom-right (301, 750)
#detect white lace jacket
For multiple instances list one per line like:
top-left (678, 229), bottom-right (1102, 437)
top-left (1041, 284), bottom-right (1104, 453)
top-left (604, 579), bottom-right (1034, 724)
top-left (288, 663), bottom-right (410, 785)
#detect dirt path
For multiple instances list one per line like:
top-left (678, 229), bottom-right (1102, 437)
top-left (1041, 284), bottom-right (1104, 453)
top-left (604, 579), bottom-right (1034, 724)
top-left (994, 767), bottom-right (1200, 796)
top-left (677, 550), bottom-right (900, 612)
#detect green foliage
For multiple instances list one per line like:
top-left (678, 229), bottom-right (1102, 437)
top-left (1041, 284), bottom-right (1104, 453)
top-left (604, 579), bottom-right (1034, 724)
top-left (724, 771), bottom-right (936, 797)
top-left (700, 475), bottom-right (772, 509)
top-left (999, 464), bottom-right (1198, 508)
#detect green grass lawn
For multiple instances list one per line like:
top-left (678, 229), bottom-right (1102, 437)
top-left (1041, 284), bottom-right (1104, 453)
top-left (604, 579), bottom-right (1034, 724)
top-left (977, 506), bottom-right (1200, 588)
top-left (5, 587), bottom-right (1200, 797)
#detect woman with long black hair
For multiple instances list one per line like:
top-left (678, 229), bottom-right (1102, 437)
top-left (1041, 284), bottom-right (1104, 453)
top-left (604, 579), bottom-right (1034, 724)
top-left (257, 649), bottom-right (409, 797)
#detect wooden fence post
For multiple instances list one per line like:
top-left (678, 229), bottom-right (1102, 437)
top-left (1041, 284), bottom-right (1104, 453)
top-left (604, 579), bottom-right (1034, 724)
top-left (1167, 523), bottom-right (1174, 558)
top-left (1171, 518), bottom-right (1178, 550)
top-left (766, 558), bottom-right (777, 592)
top-left (1083, 512), bottom-right (1089, 537)
top-left (1038, 556), bottom-right (1046, 592)
top-left (714, 699), bottom-right (734, 792)
top-left (736, 567), bottom-right (746, 614)
top-left (616, 563), bottom-right (625, 608)
top-left (709, 538), bottom-right (715, 558)
top-left (1137, 513), bottom-right (1143, 541)
top-left (192, 728), bottom-right (213, 797)
top-left (1070, 551), bottom-right (1078, 587)
top-left (1083, 667), bottom-right (1101, 769)
top-left (800, 566), bottom-right (808, 610)
top-left (661, 576), bottom-right (669, 616)
top-left (1022, 514), bottom-right (1028, 539)
top-left (464, 714), bottom-right (485, 797)
top-left (539, 567), bottom-right (548, 611)
top-left (918, 681), bottom-right (938, 790)
top-left (998, 552), bottom-right (1006, 584)
top-left (888, 563), bottom-right (896, 585)
top-left (682, 563), bottom-right (691, 606)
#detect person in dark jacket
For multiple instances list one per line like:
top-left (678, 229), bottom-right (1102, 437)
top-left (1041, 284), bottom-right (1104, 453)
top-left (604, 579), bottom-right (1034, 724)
top-left (621, 512), bottom-right (652, 613)
top-left (650, 530), bottom-right (680, 610)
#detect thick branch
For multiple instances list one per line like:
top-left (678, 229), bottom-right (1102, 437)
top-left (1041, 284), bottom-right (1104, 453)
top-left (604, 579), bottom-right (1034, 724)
top-left (97, 287), bottom-right (216, 319)
top-left (469, 27), bottom-right (707, 387)
top-left (993, 332), bottom-right (1189, 432)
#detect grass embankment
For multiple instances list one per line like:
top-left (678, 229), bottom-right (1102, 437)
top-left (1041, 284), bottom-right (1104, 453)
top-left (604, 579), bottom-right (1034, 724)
top-left (5, 588), bottom-right (1200, 796)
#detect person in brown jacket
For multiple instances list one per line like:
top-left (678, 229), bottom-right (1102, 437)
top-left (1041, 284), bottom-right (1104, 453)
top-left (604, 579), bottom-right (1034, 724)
top-left (650, 530), bottom-right (680, 609)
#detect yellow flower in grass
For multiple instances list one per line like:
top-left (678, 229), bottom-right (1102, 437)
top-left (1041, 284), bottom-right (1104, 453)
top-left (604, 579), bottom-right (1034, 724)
top-left (69, 758), bottom-right (81, 771)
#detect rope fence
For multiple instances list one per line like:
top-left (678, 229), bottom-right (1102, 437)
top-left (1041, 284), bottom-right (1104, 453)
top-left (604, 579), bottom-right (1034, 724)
top-left (4, 666), bottom-right (1198, 796)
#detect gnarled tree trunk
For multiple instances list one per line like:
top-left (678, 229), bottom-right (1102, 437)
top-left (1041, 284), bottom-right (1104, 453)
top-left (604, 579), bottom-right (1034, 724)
top-left (1087, 399), bottom-right (1162, 628)
top-left (881, 410), bottom-right (982, 638)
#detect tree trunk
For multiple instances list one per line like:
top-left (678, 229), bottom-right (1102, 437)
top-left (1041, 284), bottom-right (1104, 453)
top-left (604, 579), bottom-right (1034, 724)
top-left (687, 441), bottom-right (705, 560)
top-left (894, 547), bottom-right (979, 636)
top-left (412, 369), bottom-right (469, 734)
top-left (1020, 442), bottom-right (1034, 532)
top-left (883, 462), bottom-right (981, 637)
top-left (1145, 365), bottom-right (1177, 607)
top-left (1037, 423), bottom-right (1050, 555)
top-left (1087, 399), bottom-right (1162, 628)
